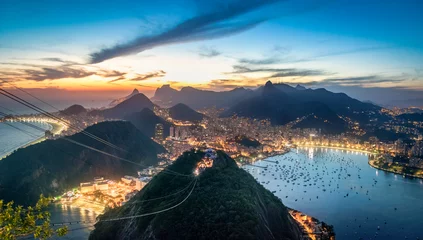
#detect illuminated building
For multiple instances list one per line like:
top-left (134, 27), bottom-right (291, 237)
top-left (170, 126), bottom-right (175, 138)
top-left (80, 182), bottom-right (95, 193)
top-left (155, 123), bottom-right (164, 141)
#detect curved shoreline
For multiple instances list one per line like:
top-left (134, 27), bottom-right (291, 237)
top-left (296, 144), bottom-right (377, 155)
top-left (368, 160), bottom-right (423, 180)
top-left (0, 121), bottom-right (63, 160)
top-left (296, 145), bottom-right (423, 180)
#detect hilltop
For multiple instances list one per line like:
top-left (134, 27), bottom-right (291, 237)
top-left (109, 88), bottom-right (140, 107)
top-left (0, 121), bottom-right (164, 206)
top-left (168, 103), bottom-right (204, 122)
top-left (60, 104), bottom-right (87, 116)
top-left (89, 150), bottom-right (301, 240)
top-left (92, 93), bottom-right (154, 119)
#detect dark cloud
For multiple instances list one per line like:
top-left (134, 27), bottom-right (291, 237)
top-left (208, 77), bottom-right (266, 90)
top-left (128, 70), bottom-right (166, 82)
top-left (270, 69), bottom-right (327, 78)
top-left (228, 65), bottom-right (328, 78)
top-left (238, 57), bottom-right (282, 65)
top-left (23, 67), bottom-right (95, 81)
top-left (198, 46), bottom-right (221, 58)
top-left (320, 75), bottom-right (406, 85)
top-left (90, 0), bottom-right (282, 63)
top-left (229, 65), bottom-right (294, 73)
top-left (1, 64), bottom-right (129, 82)
top-left (99, 70), bottom-right (126, 78)
top-left (237, 45), bottom-right (392, 66)
top-left (39, 58), bottom-right (80, 65)
top-left (107, 76), bottom-right (126, 83)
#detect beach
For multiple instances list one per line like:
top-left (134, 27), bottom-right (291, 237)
top-left (0, 121), bottom-right (64, 160)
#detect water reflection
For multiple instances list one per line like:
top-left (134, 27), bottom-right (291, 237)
top-left (243, 148), bottom-right (423, 240)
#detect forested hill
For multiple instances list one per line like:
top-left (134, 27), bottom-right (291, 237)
top-left (89, 150), bottom-right (301, 240)
top-left (0, 121), bottom-right (164, 206)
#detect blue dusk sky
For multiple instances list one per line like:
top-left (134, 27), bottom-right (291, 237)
top-left (0, 0), bottom-right (422, 108)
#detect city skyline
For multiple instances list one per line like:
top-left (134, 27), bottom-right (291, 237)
top-left (1, 0), bottom-right (423, 108)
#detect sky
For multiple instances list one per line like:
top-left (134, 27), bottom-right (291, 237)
top-left (0, 0), bottom-right (423, 108)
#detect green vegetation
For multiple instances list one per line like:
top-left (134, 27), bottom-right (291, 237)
top-left (230, 135), bottom-right (261, 148)
top-left (0, 195), bottom-right (67, 240)
top-left (90, 150), bottom-right (301, 240)
top-left (0, 121), bottom-right (164, 206)
top-left (371, 160), bottom-right (423, 178)
top-left (362, 129), bottom-right (409, 142)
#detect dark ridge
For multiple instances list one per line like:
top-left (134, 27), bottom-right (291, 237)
top-left (98, 93), bottom-right (154, 119)
top-left (125, 108), bottom-right (172, 138)
top-left (169, 103), bottom-right (204, 122)
top-left (0, 121), bottom-right (164, 206)
top-left (60, 104), bottom-right (87, 116)
top-left (89, 150), bottom-right (302, 240)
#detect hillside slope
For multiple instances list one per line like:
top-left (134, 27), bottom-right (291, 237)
top-left (125, 108), bottom-right (172, 138)
top-left (0, 121), bottom-right (164, 206)
top-left (94, 93), bottom-right (154, 119)
top-left (89, 150), bottom-right (301, 240)
top-left (222, 81), bottom-right (346, 133)
top-left (169, 103), bottom-right (204, 122)
top-left (109, 88), bottom-right (140, 107)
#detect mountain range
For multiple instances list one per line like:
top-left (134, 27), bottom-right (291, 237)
top-left (81, 81), bottom-right (385, 134)
top-left (152, 84), bottom-right (252, 109)
top-left (222, 81), bottom-right (347, 133)
top-left (152, 82), bottom-right (382, 128)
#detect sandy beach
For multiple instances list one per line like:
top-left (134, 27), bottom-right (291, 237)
top-left (0, 121), bottom-right (64, 160)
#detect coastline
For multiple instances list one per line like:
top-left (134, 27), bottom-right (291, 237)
top-left (368, 159), bottom-right (423, 180)
top-left (296, 145), bottom-right (423, 180)
top-left (296, 144), bottom-right (376, 155)
top-left (0, 121), bottom-right (63, 160)
top-left (288, 208), bottom-right (335, 240)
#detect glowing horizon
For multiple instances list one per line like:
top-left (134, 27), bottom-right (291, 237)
top-left (1, 0), bottom-right (423, 107)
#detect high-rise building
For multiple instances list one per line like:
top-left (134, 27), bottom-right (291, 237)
top-left (170, 126), bottom-right (175, 138)
top-left (174, 127), bottom-right (180, 139)
top-left (155, 123), bottom-right (164, 141)
top-left (411, 141), bottom-right (423, 157)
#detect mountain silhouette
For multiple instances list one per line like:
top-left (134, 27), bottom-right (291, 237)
top-left (152, 85), bottom-right (252, 109)
top-left (108, 88), bottom-right (140, 107)
top-left (94, 93), bottom-right (154, 119)
top-left (125, 108), bottom-right (171, 138)
top-left (222, 81), bottom-right (346, 133)
top-left (169, 103), bottom-right (204, 122)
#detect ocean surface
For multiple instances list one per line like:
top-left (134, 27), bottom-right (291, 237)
top-left (0, 122), bottom-right (51, 159)
top-left (244, 147), bottom-right (423, 240)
